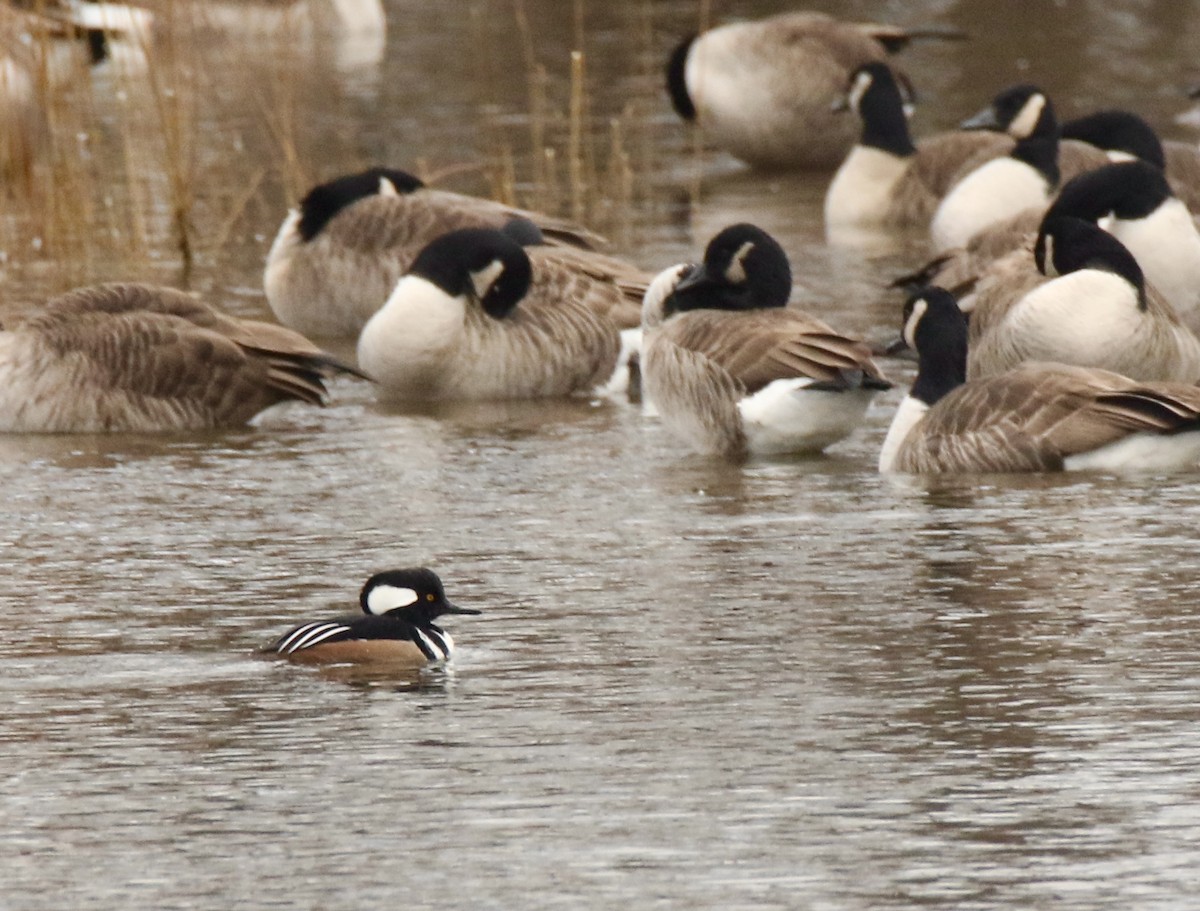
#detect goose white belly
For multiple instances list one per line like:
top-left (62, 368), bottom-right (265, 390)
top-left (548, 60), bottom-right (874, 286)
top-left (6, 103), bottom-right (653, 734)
top-left (738, 379), bottom-right (874, 455)
top-left (877, 395), bottom-right (928, 473)
top-left (1064, 430), bottom-right (1200, 473)
top-left (930, 158), bottom-right (1049, 252)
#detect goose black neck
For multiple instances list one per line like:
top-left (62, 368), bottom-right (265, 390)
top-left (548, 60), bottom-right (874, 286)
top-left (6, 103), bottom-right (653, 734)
top-left (1012, 131), bottom-right (1060, 188)
top-left (912, 345), bottom-right (966, 407)
top-left (861, 80), bottom-right (916, 157)
top-left (666, 35), bottom-right (697, 121)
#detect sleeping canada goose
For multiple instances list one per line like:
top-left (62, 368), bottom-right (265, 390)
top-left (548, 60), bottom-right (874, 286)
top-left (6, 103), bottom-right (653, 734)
top-left (1061, 108), bottom-right (1200, 215)
top-left (264, 167), bottom-right (620, 338)
top-left (824, 62), bottom-right (1011, 237)
top-left (357, 227), bottom-right (623, 400)
top-left (1046, 160), bottom-right (1200, 328)
top-left (966, 216), bottom-right (1200, 382)
top-left (879, 287), bottom-right (1200, 474)
top-left (0, 282), bottom-right (357, 433)
top-left (897, 159), bottom-right (1200, 325)
top-left (929, 84), bottom-right (1109, 252)
top-left (665, 11), bottom-right (962, 170)
top-left (640, 223), bottom-right (890, 458)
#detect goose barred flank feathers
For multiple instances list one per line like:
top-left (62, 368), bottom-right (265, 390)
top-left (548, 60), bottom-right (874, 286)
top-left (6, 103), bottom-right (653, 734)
top-left (880, 287), bottom-right (1200, 474)
top-left (0, 282), bottom-right (358, 433)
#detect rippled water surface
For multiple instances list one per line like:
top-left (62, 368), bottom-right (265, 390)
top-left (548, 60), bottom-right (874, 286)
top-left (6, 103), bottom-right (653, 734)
top-left (5, 1), bottom-right (1200, 909)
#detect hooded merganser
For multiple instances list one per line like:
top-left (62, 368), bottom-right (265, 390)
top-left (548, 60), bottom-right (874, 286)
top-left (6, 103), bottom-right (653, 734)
top-left (268, 568), bottom-right (480, 665)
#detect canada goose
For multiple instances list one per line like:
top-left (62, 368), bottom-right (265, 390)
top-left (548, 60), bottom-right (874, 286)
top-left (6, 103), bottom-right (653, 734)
top-left (640, 223), bottom-right (890, 458)
top-left (897, 159), bottom-right (1200, 324)
top-left (267, 568), bottom-right (480, 666)
top-left (929, 85), bottom-right (1109, 252)
top-left (880, 288), bottom-right (1200, 474)
top-left (824, 62), bottom-right (1011, 235)
top-left (967, 216), bottom-right (1200, 382)
top-left (264, 167), bottom-right (619, 338)
top-left (1062, 108), bottom-right (1200, 214)
top-left (665, 11), bottom-right (963, 170)
top-left (357, 227), bottom-right (623, 401)
top-left (0, 282), bottom-right (358, 433)
top-left (1050, 160), bottom-right (1200, 328)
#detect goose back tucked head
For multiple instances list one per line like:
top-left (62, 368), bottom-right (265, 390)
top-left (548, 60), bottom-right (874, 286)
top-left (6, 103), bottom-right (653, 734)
top-left (667, 223), bottom-right (792, 315)
top-left (409, 228), bottom-right (533, 319)
top-left (1046, 159), bottom-right (1172, 225)
top-left (297, 167), bottom-right (425, 241)
top-left (1034, 215), bottom-right (1146, 306)
top-left (1061, 109), bottom-right (1167, 170)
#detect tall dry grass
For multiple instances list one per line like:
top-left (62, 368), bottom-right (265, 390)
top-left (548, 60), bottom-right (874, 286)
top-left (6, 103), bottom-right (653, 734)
top-left (0, 0), bottom-right (674, 312)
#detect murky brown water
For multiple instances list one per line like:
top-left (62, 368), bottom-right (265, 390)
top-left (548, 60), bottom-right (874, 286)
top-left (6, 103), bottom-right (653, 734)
top-left (5, 1), bottom-right (1200, 908)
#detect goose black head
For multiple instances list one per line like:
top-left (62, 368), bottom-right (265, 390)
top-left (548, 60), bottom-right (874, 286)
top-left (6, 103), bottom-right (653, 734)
top-left (297, 167), bottom-right (425, 241)
top-left (1061, 109), bottom-right (1166, 170)
top-left (409, 228), bottom-right (534, 319)
top-left (962, 84), bottom-right (1055, 140)
top-left (1035, 215), bottom-right (1146, 308)
top-left (834, 62), bottom-right (916, 156)
top-left (668, 223), bottom-right (792, 315)
top-left (1047, 160), bottom-right (1172, 225)
top-left (665, 34), bottom-right (698, 121)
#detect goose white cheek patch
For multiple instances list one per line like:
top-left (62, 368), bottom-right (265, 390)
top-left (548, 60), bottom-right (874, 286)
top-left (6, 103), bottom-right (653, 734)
top-left (366, 585), bottom-right (419, 615)
top-left (724, 241), bottom-right (755, 283)
top-left (471, 259), bottom-right (506, 300)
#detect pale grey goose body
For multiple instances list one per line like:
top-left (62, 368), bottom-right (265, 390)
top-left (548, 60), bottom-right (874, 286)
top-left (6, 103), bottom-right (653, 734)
top-left (640, 224), bottom-right (890, 458)
top-left (0, 282), bottom-right (355, 432)
top-left (263, 168), bottom-right (645, 339)
top-left (666, 12), bottom-right (962, 170)
top-left (357, 227), bottom-right (622, 401)
top-left (879, 287), bottom-right (1200, 474)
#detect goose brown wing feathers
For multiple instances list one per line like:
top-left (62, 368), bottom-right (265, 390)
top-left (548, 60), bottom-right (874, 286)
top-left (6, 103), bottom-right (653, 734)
top-left (662, 309), bottom-right (886, 392)
top-left (901, 364), bottom-right (1200, 472)
top-left (26, 283), bottom-right (342, 420)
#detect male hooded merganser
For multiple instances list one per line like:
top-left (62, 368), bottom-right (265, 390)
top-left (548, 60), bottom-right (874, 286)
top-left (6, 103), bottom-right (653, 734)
top-left (269, 568), bottom-right (480, 665)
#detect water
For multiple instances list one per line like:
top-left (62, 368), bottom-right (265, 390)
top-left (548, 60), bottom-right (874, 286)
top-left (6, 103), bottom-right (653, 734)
top-left (4, 1), bottom-right (1200, 908)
